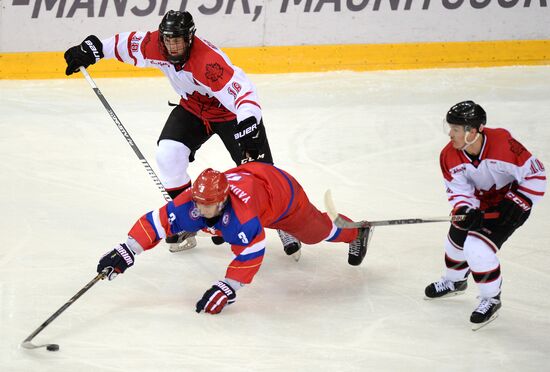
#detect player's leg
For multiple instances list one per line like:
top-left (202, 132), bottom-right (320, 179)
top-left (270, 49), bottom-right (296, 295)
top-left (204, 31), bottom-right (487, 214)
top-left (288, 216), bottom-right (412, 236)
top-left (271, 177), bottom-right (366, 265)
top-left (425, 226), bottom-right (469, 299)
top-left (157, 106), bottom-right (212, 197)
top-left (465, 216), bottom-right (526, 329)
top-left (157, 106), bottom-right (212, 251)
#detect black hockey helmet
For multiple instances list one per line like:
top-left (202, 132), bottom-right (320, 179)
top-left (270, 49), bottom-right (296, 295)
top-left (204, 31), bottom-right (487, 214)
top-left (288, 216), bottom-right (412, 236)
top-left (158, 10), bottom-right (196, 64)
top-left (446, 100), bottom-right (486, 130)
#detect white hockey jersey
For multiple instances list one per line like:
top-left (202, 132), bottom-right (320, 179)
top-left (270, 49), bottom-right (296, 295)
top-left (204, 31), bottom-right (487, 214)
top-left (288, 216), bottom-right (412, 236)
top-left (440, 128), bottom-right (546, 210)
top-left (101, 31), bottom-right (261, 125)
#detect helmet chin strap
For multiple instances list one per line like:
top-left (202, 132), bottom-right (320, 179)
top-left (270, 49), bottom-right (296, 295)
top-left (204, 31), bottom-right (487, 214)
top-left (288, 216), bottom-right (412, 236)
top-left (461, 131), bottom-right (479, 151)
top-left (460, 125), bottom-right (483, 152)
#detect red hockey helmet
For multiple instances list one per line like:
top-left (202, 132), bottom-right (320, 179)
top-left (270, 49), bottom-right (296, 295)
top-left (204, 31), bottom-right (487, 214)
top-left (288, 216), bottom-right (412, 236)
top-left (191, 168), bottom-right (229, 205)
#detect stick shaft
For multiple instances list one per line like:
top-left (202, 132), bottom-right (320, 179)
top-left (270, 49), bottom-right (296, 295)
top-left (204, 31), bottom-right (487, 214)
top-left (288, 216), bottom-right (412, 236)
top-left (79, 67), bottom-right (171, 202)
top-left (21, 271), bottom-right (106, 345)
top-left (324, 190), bottom-right (498, 229)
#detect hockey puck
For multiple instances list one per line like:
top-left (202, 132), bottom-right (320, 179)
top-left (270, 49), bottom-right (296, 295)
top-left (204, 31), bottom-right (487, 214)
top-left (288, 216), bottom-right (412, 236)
top-left (46, 344), bottom-right (59, 352)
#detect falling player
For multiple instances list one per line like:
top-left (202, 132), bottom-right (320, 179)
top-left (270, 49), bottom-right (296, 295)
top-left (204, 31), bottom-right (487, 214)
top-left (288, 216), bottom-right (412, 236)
top-left (63, 10), bottom-right (300, 255)
top-left (425, 101), bottom-right (546, 329)
top-left (95, 162), bottom-right (370, 314)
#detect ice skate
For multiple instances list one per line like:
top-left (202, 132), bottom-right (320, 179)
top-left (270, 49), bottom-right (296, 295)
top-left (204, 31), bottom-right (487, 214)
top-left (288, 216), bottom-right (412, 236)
top-left (348, 226), bottom-right (372, 266)
top-left (166, 231), bottom-right (197, 252)
top-left (277, 230), bottom-right (301, 262)
top-left (471, 294), bottom-right (501, 331)
top-left (424, 278), bottom-right (467, 299)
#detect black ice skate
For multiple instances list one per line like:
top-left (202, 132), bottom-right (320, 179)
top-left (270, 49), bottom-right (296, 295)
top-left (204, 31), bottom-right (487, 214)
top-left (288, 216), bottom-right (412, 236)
top-left (277, 230), bottom-right (302, 261)
top-left (348, 226), bottom-right (372, 266)
top-left (166, 231), bottom-right (197, 252)
top-left (470, 294), bottom-right (501, 331)
top-left (424, 278), bottom-right (468, 299)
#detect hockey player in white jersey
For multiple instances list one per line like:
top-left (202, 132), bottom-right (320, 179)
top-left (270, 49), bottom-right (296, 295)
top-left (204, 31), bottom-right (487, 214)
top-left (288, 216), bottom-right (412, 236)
top-left (425, 101), bottom-right (546, 330)
top-left (63, 10), bottom-right (300, 256)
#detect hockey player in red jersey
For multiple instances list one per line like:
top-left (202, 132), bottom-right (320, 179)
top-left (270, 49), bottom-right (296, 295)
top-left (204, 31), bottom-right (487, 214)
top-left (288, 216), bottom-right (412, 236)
top-left (425, 101), bottom-right (546, 329)
top-left (95, 162), bottom-right (370, 314)
top-left (63, 10), bottom-right (300, 254)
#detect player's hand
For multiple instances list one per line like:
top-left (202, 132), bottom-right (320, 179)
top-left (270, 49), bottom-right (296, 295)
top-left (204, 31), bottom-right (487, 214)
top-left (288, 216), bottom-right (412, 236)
top-left (97, 244), bottom-right (135, 280)
top-left (196, 281), bottom-right (236, 314)
top-left (497, 190), bottom-right (531, 228)
top-left (64, 35), bottom-right (104, 76)
top-left (452, 206), bottom-right (483, 231)
top-left (234, 117), bottom-right (266, 160)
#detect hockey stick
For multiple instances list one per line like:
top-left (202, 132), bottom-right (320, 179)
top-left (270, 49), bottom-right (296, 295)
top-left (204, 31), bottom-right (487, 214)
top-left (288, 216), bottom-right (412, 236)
top-left (21, 270), bottom-right (108, 351)
top-left (79, 67), bottom-right (196, 250)
top-left (324, 190), bottom-right (498, 229)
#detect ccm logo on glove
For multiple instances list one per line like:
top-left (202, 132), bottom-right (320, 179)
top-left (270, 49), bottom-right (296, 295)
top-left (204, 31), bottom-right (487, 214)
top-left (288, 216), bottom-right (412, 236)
top-left (505, 191), bottom-right (531, 212)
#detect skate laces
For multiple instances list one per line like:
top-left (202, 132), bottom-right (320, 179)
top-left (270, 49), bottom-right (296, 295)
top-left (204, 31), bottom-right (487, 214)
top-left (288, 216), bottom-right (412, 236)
top-left (474, 297), bottom-right (500, 314)
top-left (433, 278), bottom-right (455, 293)
top-left (277, 230), bottom-right (298, 246)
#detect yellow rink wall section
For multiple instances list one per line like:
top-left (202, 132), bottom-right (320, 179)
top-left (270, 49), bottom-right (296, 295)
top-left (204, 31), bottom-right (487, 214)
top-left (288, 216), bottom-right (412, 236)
top-left (1, 40), bottom-right (549, 79)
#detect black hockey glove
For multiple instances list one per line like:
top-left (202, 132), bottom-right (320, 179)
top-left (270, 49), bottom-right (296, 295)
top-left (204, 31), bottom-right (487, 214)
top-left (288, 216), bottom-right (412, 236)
top-left (97, 244), bottom-right (135, 280)
top-left (497, 190), bottom-right (532, 228)
top-left (196, 280), bottom-right (236, 314)
top-left (64, 35), bottom-right (104, 76)
top-left (452, 206), bottom-right (483, 231)
top-left (234, 117), bottom-right (266, 160)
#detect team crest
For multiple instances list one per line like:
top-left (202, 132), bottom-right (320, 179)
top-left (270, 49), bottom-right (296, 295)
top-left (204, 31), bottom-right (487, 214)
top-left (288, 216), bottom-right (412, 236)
top-left (222, 212), bottom-right (230, 226)
top-left (205, 63), bottom-right (224, 82)
top-left (508, 138), bottom-right (526, 156)
top-left (189, 206), bottom-right (201, 220)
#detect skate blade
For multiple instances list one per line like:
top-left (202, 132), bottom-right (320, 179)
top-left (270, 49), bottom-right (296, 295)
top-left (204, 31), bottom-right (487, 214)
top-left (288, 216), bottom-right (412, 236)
top-left (424, 291), bottom-right (466, 300)
top-left (168, 236), bottom-right (197, 253)
top-left (290, 249), bottom-right (301, 262)
top-left (471, 312), bottom-right (499, 331)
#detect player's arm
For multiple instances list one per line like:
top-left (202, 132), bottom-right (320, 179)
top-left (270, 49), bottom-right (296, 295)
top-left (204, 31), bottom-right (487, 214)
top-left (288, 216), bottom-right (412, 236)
top-left (440, 152), bottom-right (482, 230)
top-left (194, 46), bottom-right (264, 158)
top-left (64, 31), bottom-right (152, 75)
top-left (497, 142), bottom-right (546, 227)
top-left (96, 197), bottom-right (200, 280)
top-left (195, 218), bottom-right (266, 315)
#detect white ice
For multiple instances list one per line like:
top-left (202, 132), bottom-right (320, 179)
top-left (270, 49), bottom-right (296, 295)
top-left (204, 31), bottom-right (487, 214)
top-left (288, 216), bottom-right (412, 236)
top-left (1, 66), bottom-right (549, 371)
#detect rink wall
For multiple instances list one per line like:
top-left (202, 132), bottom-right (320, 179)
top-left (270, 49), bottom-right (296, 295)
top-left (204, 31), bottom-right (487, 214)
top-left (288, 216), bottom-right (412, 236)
top-left (1, 1), bottom-right (549, 79)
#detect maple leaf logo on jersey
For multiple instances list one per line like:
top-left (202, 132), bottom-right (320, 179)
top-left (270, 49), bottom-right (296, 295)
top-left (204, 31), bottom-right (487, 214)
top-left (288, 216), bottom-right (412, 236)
top-left (205, 63), bottom-right (224, 82)
top-left (508, 138), bottom-right (526, 156)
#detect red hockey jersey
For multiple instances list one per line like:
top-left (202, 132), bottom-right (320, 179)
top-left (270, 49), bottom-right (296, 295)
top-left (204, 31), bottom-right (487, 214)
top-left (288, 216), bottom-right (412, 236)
top-left (440, 128), bottom-right (546, 210)
top-left (101, 31), bottom-right (261, 124)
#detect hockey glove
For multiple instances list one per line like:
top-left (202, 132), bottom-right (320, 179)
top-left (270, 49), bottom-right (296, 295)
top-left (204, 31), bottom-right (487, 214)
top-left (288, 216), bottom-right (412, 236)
top-left (196, 280), bottom-right (236, 314)
top-left (97, 244), bottom-right (135, 280)
top-left (64, 35), bottom-right (104, 76)
top-left (497, 190), bottom-right (532, 228)
top-left (452, 206), bottom-right (483, 231)
top-left (234, 117), bottom-right (266, 160)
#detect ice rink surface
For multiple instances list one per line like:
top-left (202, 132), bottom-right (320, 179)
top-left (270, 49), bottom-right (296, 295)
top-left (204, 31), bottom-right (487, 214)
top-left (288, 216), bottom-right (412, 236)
top-left (1, 66), bottom-right (549, 371)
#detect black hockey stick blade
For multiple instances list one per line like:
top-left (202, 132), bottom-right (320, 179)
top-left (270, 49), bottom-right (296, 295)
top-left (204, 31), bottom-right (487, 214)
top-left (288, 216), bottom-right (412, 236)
top-left (324, 190), bottom-right (466, 229)
top-left (20, 270), bottom-right (107, 350)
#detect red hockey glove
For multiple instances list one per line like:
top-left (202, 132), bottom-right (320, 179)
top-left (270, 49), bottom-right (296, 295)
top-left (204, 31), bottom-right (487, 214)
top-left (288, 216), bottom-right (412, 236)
top-left (497, 190), bottom-right (532, 228)
top-left (196, 281), bottom-right (236, 314)
top-left (452, 206), bottom-right (483, 231)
